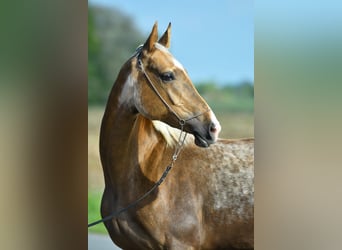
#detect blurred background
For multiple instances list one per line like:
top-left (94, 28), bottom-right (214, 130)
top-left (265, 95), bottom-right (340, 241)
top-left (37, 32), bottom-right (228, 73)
top-left (87, 0), bottom-right (254, 238)
top-left (1, 0), bottom-right (342, 249)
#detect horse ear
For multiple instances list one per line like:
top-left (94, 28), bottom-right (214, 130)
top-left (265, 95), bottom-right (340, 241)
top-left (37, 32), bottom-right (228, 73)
top-left (158, 22), bottom-right (171, 48)
top-left (143, 22), bottom-right (158, 52)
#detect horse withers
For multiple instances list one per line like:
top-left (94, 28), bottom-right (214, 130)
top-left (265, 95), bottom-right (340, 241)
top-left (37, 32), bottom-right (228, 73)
top-left (99, 22), bottom-right (254, 249)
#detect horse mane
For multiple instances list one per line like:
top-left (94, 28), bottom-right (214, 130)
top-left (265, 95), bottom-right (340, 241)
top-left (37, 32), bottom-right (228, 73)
top-left (152, 120), bottom-right (193, 147)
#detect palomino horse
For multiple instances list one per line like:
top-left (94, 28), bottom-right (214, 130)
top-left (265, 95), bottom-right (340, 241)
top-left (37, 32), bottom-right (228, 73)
top-left (100, 22), bottom-right (254, 249)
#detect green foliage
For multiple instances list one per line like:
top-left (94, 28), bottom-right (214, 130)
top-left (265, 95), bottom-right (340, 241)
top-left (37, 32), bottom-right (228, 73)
top-left (222, 81), bottom-right (254, 98)
top-left (87, 4), bottom-right (254, 110)
top-left (88, 5), bottom-right (145, 105)
top-left (195, 82), bottom-right (218, 94)
top-left (88, 191), bottom-right (107, 234)
top-left (196, 81), bottom-right (254, 113)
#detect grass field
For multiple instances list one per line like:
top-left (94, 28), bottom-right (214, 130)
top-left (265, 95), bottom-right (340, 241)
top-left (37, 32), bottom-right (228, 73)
top-left (88, 103), bottom-right (254, 233)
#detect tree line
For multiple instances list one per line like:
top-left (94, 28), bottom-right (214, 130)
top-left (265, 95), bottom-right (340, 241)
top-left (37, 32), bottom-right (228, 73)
top-left (88, 5), bottom-right (145, 105)
top-left (88, 5), bottom-right (253, 106)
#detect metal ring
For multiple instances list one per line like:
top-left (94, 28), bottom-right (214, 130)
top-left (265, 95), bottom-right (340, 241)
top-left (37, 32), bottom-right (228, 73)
top-left (179, 119), bottom-right (186, 126)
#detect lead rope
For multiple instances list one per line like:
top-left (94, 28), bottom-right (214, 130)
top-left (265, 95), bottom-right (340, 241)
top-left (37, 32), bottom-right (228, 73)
top-left (88, 52), bottom-right (205, 228)
top-left (88, 122), bottom-right (188, 228)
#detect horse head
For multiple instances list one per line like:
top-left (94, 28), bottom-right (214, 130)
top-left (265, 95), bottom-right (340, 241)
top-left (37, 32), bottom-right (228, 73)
top-left (133, 22), bottom-right (221, 147)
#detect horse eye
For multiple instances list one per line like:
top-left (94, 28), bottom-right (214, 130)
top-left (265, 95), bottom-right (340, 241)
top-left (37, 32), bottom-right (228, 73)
top-left (160, 72), bottom-right (175, 82)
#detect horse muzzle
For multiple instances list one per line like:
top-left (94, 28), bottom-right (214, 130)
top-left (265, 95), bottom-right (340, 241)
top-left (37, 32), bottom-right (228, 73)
top-left (191, 111), bottom-right (221, 148)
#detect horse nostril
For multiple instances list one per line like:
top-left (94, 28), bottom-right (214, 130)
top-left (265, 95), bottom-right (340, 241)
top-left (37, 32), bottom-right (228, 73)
top-left (210, 123), bottom-right (217, 133)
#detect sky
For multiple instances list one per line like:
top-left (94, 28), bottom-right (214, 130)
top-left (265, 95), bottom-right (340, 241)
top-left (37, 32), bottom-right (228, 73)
top-left (89, 0), bottom-right (254, 85)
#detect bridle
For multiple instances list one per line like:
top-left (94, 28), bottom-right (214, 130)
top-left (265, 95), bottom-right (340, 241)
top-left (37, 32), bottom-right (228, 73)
top-left (88, 46), bottom-right (208, 228)
top-left (136, 48), bottom-right (208, 125)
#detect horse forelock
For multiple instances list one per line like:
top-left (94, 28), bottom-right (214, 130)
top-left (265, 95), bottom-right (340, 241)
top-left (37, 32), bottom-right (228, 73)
top-left (152, 120), bottom-right (193, 147)
top-left (154, 42), bottom-right (169, 53)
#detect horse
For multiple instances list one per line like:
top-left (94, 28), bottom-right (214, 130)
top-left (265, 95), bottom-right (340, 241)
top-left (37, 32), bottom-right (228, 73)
top-left (99, 22), bottom-right (254, 249)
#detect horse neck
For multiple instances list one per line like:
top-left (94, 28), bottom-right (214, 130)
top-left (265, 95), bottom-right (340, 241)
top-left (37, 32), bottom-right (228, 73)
top-left (100, 59), bottom-right (166, 179)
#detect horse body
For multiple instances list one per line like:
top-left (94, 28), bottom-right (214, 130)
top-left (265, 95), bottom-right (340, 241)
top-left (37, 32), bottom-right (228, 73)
top-left (100, 23), bottom-right (254, 249)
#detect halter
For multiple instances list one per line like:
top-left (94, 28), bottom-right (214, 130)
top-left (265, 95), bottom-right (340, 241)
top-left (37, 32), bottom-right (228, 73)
top-left (136, 47), bottom-right (208, 126)
top-left (88, 46), bottom-right (208, 228)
